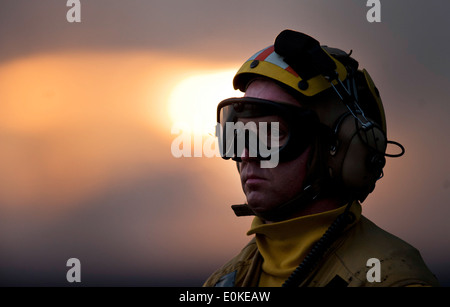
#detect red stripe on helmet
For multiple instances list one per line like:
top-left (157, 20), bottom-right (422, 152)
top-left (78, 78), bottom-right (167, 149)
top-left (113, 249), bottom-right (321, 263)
top-left (255, 46), bottom-right (275, 61)
top-left (285, 66), bottom-right (299, 78)
top-left (254, 46), bottom-right (299, 78)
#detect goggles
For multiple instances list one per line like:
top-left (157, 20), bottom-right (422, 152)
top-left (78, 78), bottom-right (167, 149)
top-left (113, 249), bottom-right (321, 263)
top-left (216, 97), bottom-right (319, 165)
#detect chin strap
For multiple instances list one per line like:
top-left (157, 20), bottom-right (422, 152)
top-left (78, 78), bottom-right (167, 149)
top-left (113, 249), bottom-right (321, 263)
top-left (231, 184), bottom-right (319, 222)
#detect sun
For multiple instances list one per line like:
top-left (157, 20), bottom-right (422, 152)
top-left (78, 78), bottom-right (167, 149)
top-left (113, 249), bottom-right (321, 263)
top-left (168, 70), bottom-right (241, 136)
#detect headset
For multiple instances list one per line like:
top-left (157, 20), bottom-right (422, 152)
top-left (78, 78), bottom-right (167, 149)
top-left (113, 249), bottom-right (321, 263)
top-left (273, 30), bottom-right (405, 201)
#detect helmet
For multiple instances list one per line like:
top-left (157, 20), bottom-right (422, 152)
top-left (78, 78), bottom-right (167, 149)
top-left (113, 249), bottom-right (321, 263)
top-left (218, 30), bottom-right (404, 212)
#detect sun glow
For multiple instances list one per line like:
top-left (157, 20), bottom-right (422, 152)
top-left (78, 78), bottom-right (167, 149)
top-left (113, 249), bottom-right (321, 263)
top-left (168, 70), bottom-right (242, 136)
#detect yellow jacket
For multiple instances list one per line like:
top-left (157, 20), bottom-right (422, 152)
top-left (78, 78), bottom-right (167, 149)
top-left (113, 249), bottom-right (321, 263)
top-left (203, 203), bottom-right (439, 287)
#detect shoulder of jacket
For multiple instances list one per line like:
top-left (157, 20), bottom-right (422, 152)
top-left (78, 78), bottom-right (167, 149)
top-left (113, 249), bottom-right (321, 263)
top-left (330, 216), bottom-right (439, 286)
top-left (203, 238), bottom-right (258, 287)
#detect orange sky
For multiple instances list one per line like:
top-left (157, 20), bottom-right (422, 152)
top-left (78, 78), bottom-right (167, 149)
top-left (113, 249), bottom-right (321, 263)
top-left (1, 0), bottom-right (449, 286)
top-left (0, 52), bottom-right (238, 209)
top-left (0, 51), bottom-right (252, 285)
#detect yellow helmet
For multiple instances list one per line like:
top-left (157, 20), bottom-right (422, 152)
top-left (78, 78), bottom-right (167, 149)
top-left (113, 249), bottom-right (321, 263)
top-left (221, 30), bottom-right (404, 204)
top-left (232, 30), bottom-right (387, 133)
top-left (233, 45), bottom-right (347, 97)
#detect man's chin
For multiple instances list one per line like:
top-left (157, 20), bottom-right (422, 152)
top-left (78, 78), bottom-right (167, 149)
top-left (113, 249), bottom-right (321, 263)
top-left (246, 194), bottom-right (278, 215)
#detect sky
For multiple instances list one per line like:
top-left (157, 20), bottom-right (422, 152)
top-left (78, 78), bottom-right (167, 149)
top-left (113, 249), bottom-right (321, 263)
top-left (0, 0), bottom-right (449, 286)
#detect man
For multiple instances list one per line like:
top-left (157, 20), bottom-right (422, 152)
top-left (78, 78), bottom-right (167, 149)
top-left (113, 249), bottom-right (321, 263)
top-left (203, 30), bottom-right (439, 287)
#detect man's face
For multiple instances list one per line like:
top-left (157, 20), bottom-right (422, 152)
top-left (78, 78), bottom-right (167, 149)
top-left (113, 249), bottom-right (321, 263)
top-left (238, 79), bottom-right (311, 215)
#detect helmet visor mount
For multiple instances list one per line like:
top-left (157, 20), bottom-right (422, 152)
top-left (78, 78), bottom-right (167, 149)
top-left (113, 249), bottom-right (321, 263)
top-left (216, 97), bottom-right (319, 165)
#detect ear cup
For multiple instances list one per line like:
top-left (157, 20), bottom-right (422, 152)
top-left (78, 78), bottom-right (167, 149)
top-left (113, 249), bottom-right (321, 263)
top-left (328, 112), bottom-right (387, 200)
top-left (341, 130), bottom-right (376, 193)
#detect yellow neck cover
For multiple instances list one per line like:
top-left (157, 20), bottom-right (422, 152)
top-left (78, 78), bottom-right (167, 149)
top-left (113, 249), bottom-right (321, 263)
top-left (247, 202), bottom-right (361, 287)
